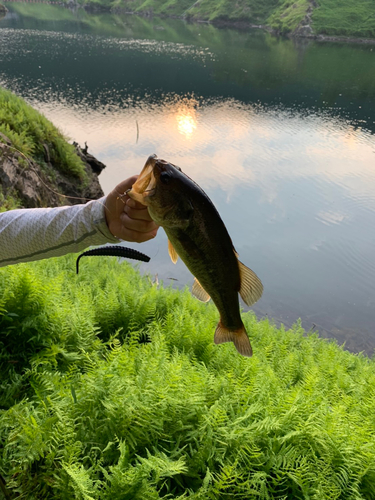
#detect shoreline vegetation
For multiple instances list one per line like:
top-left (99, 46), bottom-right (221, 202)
top-left (0, 256), bottom-right (375, 498)
top-left (0, 88), bottom-right (105, 210)
top-left (3, 0), bottom-right (375, 43)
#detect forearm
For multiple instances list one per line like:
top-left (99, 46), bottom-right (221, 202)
top-left (0, 197), bottom-right (119, 267)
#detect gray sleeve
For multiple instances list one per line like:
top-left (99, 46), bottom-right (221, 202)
top-left (0, 197), bottom-right (119, 267)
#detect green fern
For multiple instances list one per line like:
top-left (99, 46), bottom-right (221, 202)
top-left (1, 255), bottom-right (375, 498)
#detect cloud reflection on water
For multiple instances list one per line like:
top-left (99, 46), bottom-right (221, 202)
top-left (28, 93), bottom-right (375, 353)
top-left (2, 2), bottom-right (375, 352)
top-left (33, 94), bottom-right (375, 209)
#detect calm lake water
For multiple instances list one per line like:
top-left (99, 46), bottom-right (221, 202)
top-left (1, 3), bottom-right (375, 353)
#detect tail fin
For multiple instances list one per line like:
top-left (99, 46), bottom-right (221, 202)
top-left (214, 321), bottom-right (253, 357)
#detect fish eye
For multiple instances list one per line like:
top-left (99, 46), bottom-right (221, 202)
top-left (160, 172), bottom-right (171, 184)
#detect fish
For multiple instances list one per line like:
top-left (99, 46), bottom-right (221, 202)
top-left (127, 155), bottom-right (263, 357)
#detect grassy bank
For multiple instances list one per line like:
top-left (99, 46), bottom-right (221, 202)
top-left (0, 88), bottom-right (86, 179)
top-left (0, 256), bottom-right (374, 498)
top-left (267, 0), bottom-right (310, 35)
top-left (4, 0), bottom-right (375, 39)
top-left (103, 0), bottom-right (375, 38)
top-left (107, 0), bottom-right (282, 25)
top-left (313, 0), bottom-right (375, 38)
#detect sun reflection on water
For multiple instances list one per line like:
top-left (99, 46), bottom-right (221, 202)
top-left (20, 94), bottom-right (375, 355)
top-left (175, 106), bottom-right (198, 138)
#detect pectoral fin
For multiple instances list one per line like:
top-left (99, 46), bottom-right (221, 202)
top-left (192, 278), bottom-right (210, 302)
top-left (168, 240), bottom-right (178, 264)
top-left (214, 321), bottom-right (253, 357)
top-left (238, 260), bottom-right (263, 306)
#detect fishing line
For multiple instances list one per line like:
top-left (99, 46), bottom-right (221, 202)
top-left (1, 141), bottom-right (152, 267)
top-left (0, 142), bottom-right (104, 204)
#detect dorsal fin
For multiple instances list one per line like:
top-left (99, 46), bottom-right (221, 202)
top-left (238, 260), bottom-right (263, 306)
top-left (192, 277), bottom-right (210, 302)
top-left (168, 240), bottom-right (178, 264)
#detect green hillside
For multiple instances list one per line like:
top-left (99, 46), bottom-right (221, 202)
top-left (104, 0), bottom-right (375, 39)
top-left (313, 0), bottom-right (375, 38)
top-left (267, 0), bottom-right (310, 34)
top-left (107, 0), bottom-right (284, 25)
top-left (4, 0), bottom-right (375, 38)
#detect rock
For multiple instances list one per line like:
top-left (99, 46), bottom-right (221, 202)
top-left (0, 3), bottom-right (7, 20)
top-left (73, 142), bottom-right (106, 175)
top-left (0, 142), bottom-right (61, 208)
top-left (83, 3), bottom-right (110, 13)
top-left (295, 24), bottom-right (314, 36)
top-left (292, 0), bottom-right (316, 38)
top-left (0, 135), bottom-right (105, 209)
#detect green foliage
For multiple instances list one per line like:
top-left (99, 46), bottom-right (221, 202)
top-left (0, 188), bottom-right (21, 212)
top-left (0, 87), bottom-right (86, 180)
top-left (97, 0), bottom-right (375, 39)
top-left (0, 256), bottom-right (375, 498)
top-left (268, 0), bottom-right (310, 34)
top-left (6, 1), bottom-right (86, 20)
top-left (312, 0), bottom-right (375, 38)
top-left (114, 0), bottom-right (279, 24)
top-left (184, 0), bottom-right (278, 23)
top-left (6, 0), bottom-right (375, 39)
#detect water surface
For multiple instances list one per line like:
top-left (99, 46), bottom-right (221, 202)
top-left (1, 3), bottom-right (375, 353)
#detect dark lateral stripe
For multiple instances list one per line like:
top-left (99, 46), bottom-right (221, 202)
top-left (76, 245), bottom-right (151, 274)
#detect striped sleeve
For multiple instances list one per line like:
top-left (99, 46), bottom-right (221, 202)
top-left (0, 197), bottom-right (119, 267)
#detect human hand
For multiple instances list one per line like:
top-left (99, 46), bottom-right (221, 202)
top-left (104, 176), bottom-right (159, 242)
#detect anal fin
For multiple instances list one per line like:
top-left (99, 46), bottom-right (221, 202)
top-left (214, 322), bottom-right (252, 357)
top-left (192, 277), bottom-right (210, 302)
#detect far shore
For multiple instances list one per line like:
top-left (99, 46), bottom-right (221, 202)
top-left (2, 0), bottom-right (375, 46)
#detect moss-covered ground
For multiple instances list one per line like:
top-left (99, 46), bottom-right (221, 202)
top-left (0, 87), bottom-right (86, 180)
top-left (0, 256), bottom-right (374, 498)
top-left (267, 0), bottom-right (310, 35)
top-left (312, 0), bottom-right (375, 38)
top-left (104, 0), bottom-right (375, 39)
top-left (4, 0), bottom-right (375, 39)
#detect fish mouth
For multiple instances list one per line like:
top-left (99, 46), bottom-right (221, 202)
top-left (127, 154), bottom-right (157, 205)
top-left (127, 155), bottom-right (170, 205)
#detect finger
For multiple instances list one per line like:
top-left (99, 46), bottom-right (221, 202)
top-left (114, 223), bottom-right (158, 243)
top-left (109, 212), bottom-right (158, 241)
top-left (114, 176), bottom-right (138, 196)
top-left (126, 197), bottom-right (147, 210)
top-left (124, 204), bottom-right (154, 222)
top-left (111, 177), bottom-right (140, 212)
top-left (122, 228), bottom-right (158, 243)
top-left (120, 212), bottom-right (158, 234)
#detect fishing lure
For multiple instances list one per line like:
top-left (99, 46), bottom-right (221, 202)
top-left (76, 245), bottom-right (150, 274)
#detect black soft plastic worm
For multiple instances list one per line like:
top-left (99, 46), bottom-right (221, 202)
top-left (76, 245), bottom-right (151, 274)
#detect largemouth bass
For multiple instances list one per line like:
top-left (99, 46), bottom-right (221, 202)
top-left (128, 155), bottom-right (263, 357)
